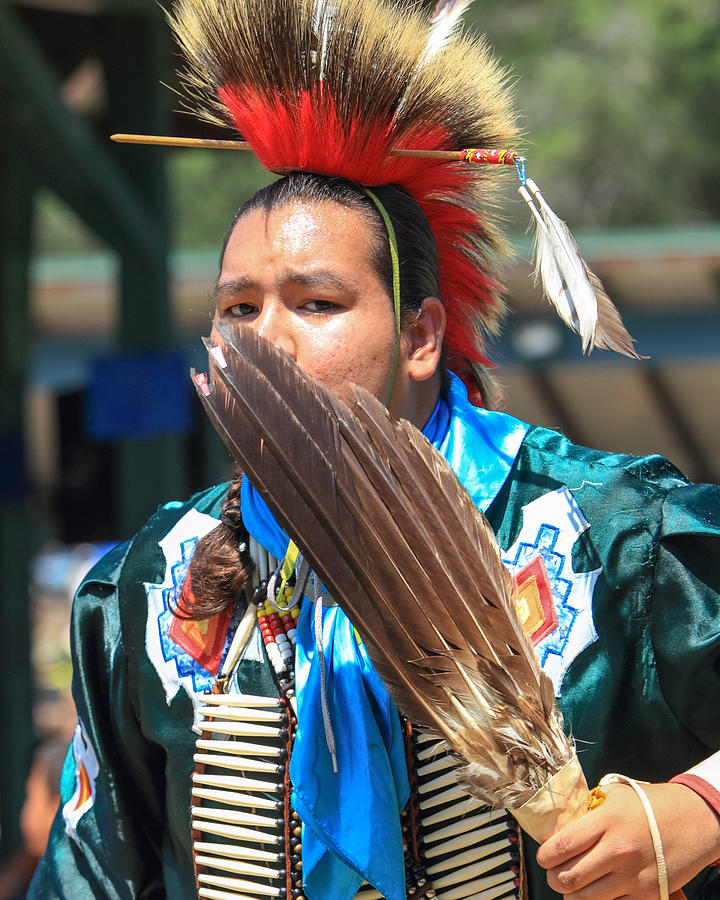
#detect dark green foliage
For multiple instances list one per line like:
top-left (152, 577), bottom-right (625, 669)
top-left (467, 0), bottom-right (720, 227)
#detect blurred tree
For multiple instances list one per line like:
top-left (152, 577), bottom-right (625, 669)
top-left (468, 0), bottom-right (720, 227)
top-left (169, 149), bottom-right (273, 249)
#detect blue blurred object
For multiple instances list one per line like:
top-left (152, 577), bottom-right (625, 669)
top-left (0, 436), bottom-right (27, 501)
top-left (88, 350), bottom-right (191, 439)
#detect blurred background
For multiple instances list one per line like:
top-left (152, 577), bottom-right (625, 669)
top-left (1, 0), bottom-right (718, 887)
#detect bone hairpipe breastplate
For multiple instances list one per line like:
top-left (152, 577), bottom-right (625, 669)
top-left (190, 694), bottom-right (524, 900)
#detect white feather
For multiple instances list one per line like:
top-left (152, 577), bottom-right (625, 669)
top-left (422, 0), bottom-right (474, 61)
top-left (519, 179), bottom-right (599, 352)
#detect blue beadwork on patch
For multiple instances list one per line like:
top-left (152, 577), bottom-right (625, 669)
top-left (503, 522), bottom-right (579, 666)
top-left (155, 535), bottom-right (237, 692)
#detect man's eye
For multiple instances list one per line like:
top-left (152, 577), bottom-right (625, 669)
top-left (228, 303), bottom-right (256, 317)
top-left (304, 300), bottom-right (338, 312)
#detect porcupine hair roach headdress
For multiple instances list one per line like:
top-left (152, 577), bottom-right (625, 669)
top-left (158, 0), bottom-right (642, 401)
top-left (166, 0), bottom-right (521, 398)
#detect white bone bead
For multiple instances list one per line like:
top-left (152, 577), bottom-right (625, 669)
top-left (198, 872), bottom-right (283, 896)
top-left (194, 753), bottom-right (280, 773)
top-left (418, 783), bottom-right (469, 810)
top-left (423, 807), bottom-right (506, 844)
top-left (193, 773), bottom-right (281, 793)
top-left (420, 795), bottom-right (485, 827)
top-left (431, 850), bottom-right (514, 890)
top-left (194, 841), bottom-right (280, 864)
top-left (201, 694), bottom-right (282, 708)
top-left (198, 706), bottom-right (284, 723)
top-left (426, 837), bottom-right (512, 876)
top-left (199, 722), bottom-right (285, 738)
top-left (195, 853), bottom-right (282, 880)
top-left (424, 819), bottom-right (509, 859)
top-left (435, 871), bottom-right (516, 899)
top-left (414, 731), bottom-right (443, 745)
top-left (417, 768), bottom-right (458, 795)
top-left (196, 739), bottom-right (283, 758)
top-left (417, 753), bottom-right (457, 777)
top-left (191, 787), bottom-right (278, 810)
top-left (191, 805), bottom-right (280, 829)
top-left (198, 887), bottom-right (264, 900)
top-left (191, 820), bottom-right (282, 845)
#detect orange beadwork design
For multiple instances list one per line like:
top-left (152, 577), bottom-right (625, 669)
top-left (73, 761), bottom-right (93, 811)
top-left (513, 556), bottom-right (559, 645)
top-left (169, 572), bottom-right (233, 675)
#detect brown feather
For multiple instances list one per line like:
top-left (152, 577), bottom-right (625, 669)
top-left (583, 263), bottom-right (647, 359)
top-left (195, 326), bottom-right (582, 817)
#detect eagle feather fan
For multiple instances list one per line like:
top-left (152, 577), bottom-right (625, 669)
top-left (193, 325), bottom-right (590, 840)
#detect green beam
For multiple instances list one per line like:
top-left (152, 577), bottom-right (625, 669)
top-left (99, 11), bottom-right (187, 534)
top-left (0, 147), bottom-right (36, 860)
top-left (0, 3), bottom-right (160, 267)
top-left (101, 9), bottom-right (172, 347)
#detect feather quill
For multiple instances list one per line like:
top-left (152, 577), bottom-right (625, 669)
top-left (194, 325), bottom-right (589, 839)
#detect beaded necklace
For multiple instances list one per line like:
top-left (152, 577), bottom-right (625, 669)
top-left (257, 588), bottom-right (299, 684)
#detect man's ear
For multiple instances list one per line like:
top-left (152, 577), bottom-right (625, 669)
top-left (405, 297), bottom-right (446, 383)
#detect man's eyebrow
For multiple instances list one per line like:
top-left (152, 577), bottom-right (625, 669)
top-left (215, 270), bottom-right (356, 298)
top-left (215, 276), bottom-right (253, 299)
top-left (281, 269), bottom-right (353, 292)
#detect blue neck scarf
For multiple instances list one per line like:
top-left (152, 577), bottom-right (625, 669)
top-left (240, 374), bottom-right (529, 900)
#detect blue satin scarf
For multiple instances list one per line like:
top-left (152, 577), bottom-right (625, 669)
top-left (240, 373), bottom-right (529, 900)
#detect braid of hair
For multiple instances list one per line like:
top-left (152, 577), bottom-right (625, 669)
top-left (177, 469), bottom-right (255, 620)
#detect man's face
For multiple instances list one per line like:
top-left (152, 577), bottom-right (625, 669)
top-left (214, 200), bottom-right (404, 413)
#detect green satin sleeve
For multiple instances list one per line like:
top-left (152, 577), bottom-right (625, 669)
top-left (29, 538), bottom-right (168, 899)
top-left (651, 480), bottom-right (720, 757)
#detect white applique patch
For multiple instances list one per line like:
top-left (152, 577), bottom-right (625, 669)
top-left (145, 507), bottom-right (229, 728)
top-left (62, 719), bottom-right (99, 843)
top-left (502, 486), bottom-right (601, 696)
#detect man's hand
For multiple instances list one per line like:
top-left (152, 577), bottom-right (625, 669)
top-left (536, 782), bottom-right (720, 898)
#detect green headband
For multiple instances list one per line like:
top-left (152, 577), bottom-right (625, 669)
top-left (363, 188), bottom-right (402, 407)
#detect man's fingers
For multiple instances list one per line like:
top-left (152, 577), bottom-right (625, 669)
top-left (543, 845), bottom-right (616, 896)
top-left (536, 814), bottom-right (604, 869)
top-left (546, 865), bottom-right (627, 900)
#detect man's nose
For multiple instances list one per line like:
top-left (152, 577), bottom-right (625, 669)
top-left (254, 303), bottom-right (297, 359)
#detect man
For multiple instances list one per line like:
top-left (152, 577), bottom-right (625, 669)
top-left (32, 168), bottom-right (720, 900)
top-left (31, 0), bottom-right (720, 897)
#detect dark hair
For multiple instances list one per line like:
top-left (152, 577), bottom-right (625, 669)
top-left (186, 173), bottom-right (443, 621)
top-left (219, 172), bottom-right (440, 323)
